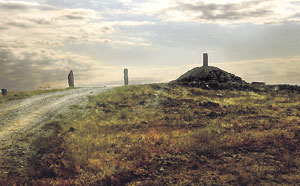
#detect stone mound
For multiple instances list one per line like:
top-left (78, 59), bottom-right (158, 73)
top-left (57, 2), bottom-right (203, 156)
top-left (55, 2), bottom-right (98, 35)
top-left (172, 66), bottom-right (300, 92)
top-left (175, 66), bottom-right (245, 84)
top-left (171, 66), bottom-right (249, 90)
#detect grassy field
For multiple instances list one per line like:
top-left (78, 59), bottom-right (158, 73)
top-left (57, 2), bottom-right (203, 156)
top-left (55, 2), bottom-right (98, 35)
top-left (0, 88), bottom-right (72, 102)
top-left (13, 83), bottom-right (300, 185)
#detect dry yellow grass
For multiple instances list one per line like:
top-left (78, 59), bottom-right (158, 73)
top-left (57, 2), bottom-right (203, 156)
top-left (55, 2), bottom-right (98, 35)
top-left (12, 83), bottom-right (300, 185)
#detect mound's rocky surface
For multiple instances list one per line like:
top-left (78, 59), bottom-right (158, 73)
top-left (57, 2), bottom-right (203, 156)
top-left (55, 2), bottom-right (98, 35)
top-left (173, 66), bottom-right (300, 92)
top-left (173, 66), bottom-right (249, 90)
top-left (176, 66), bottom-right (245, 84)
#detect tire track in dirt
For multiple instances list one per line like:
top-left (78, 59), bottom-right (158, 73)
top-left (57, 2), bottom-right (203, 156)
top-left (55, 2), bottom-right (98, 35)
top-left (0, 88), bottom-right (103, 139)
top-left (0, 87), bottom-right (110, 180)
top-left (0, 88), bottom-right (92, 129)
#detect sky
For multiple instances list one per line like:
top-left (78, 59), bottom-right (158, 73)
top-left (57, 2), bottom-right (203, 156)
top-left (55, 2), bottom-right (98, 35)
top-left (1, 0), bottom-right (300, 90)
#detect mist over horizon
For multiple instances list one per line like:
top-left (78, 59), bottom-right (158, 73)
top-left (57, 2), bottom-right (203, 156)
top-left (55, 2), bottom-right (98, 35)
top-left (1, 0), bottom-right (300, 90)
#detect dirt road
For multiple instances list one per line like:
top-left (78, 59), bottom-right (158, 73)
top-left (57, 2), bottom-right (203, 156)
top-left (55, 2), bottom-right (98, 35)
top-left (0, 87), bottom-right (109, 180)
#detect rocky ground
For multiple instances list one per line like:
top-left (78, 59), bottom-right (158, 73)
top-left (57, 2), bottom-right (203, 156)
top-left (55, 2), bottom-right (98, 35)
top-left (0, 87), bottom-right (109, 181)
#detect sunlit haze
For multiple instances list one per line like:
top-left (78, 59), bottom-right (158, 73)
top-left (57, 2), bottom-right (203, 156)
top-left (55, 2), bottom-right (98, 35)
top-left (1, 0), bottom-right (300, 90)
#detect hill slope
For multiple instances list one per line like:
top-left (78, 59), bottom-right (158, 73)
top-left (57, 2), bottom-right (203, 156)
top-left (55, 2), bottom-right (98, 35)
top-left (12, 83), bottom-right (300, 186)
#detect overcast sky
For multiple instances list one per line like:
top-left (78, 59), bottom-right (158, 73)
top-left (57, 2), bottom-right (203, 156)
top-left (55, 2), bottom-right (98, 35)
top-left (1, 0), bottom-right (300, 90)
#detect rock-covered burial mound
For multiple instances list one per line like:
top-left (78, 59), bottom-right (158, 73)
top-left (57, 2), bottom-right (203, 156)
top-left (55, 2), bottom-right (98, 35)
top-left (173, 66), bottom-right (300, 92)
top-left (176, 66), bottom-right (244, 83)
top-left (171, 66), bottom-right (252, 90)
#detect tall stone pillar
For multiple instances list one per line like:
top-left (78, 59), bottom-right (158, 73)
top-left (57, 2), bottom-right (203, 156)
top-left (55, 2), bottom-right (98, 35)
top-left (68, 70), bottom-right (74, 88)
top-left (1, 89), bottom-right (7, 96)
top-left (124, 68), bottom-right (129, 85)
top-left (203, 53), bottom-right (208, 67)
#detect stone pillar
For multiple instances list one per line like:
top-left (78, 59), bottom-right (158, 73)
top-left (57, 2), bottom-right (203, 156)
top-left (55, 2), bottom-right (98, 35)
top-left (203, 53), bottom-right (208, 67)
top-left (1, 89), bottom-right (7, 96)
top-left (124, 68), bottom-right (129, 85)
top-left (68, 70), bottom-right (74, 88)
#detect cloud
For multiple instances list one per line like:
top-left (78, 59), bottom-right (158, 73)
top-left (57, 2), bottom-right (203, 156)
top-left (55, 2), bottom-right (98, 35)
top-left (103, 0), bottom-right (295, 25)
top-left (33, 0), bottom-right (300, 25)
top-left (0, 1), bottom-right (156, 90)
top-left (174, 1), bottom-right (272, 21)
top-left (6, 21), bottom-right (33, 28)
top-left (0, 1), bottom-right (53, 11)
top-left (0, 1), bottom-right (154, 47)
top-left (0, 2), bottom-right (108, 45)
top-left (159, 1), bottom-right (277, 24)
top-left (0, 44), bottom-right (107, 90)
top-left (62, 0), bottom-right (299, 25)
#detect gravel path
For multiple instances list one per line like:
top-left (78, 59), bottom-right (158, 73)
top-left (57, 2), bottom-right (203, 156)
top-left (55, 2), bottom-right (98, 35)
top-left (0, 87), bottom-right (109, 180)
